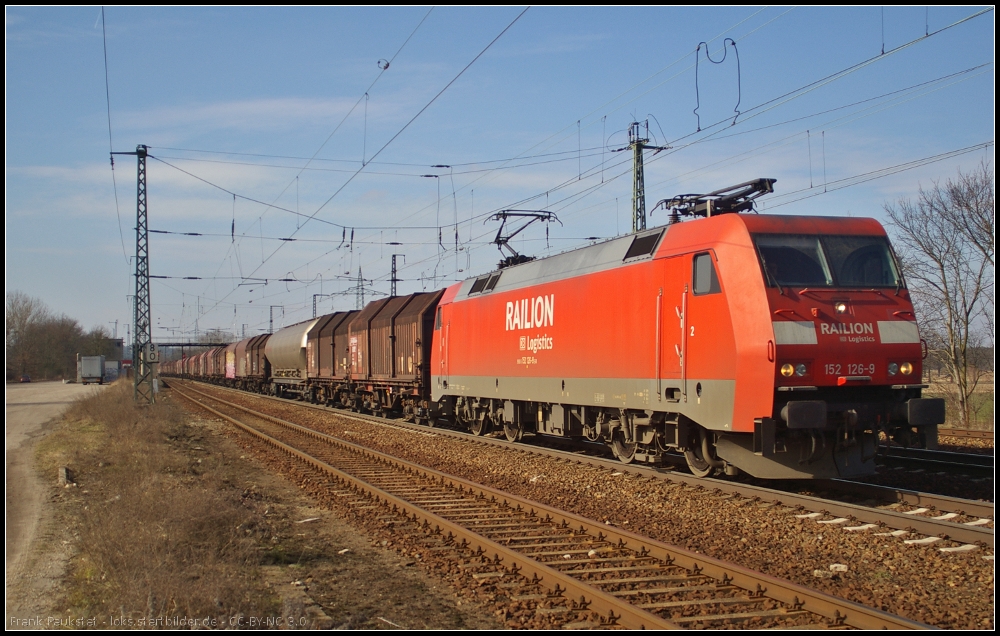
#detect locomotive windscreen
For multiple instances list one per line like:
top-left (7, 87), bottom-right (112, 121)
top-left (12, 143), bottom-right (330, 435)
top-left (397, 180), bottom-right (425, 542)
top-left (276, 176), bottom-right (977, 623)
top-left (754, 234), bottom-right (901, 288)
top-left (822, 236), bottom-right (902, 287)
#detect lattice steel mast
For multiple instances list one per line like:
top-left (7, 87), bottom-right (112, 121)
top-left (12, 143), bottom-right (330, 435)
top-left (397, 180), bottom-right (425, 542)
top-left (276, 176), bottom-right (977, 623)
top-left (113, 144), bottom-right (156, 403)
top-left (356, 267), bottom-right (365, 309)
top-left (626, 122), bottom-right (669, 233)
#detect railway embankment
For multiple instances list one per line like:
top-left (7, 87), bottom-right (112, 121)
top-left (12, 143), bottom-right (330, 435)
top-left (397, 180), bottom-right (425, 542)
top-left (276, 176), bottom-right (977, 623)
top-left (20, 381), bottom-right (498, 630)
top-left (190, 384), bottom-right (992, 630)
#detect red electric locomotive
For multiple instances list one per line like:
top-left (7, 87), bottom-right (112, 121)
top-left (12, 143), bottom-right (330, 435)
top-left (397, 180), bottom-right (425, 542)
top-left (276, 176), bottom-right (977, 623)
top-left (430, 180), bottom-right (942, 479)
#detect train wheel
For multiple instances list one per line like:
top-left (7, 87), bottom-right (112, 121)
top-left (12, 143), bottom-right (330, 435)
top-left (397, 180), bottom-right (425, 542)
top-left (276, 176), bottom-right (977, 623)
top-left (503, 420), bottom-right (522, 442)
top-left (684, 428), bottom-right (721, 477)
top-left (455, 402), bottom-right (472, 431)
top-left (684, 448), bottom-right (713, 478)
top-left (611, 432), bottom-right (637, 464)
top-left (470, 416), bottom-right (491, 436)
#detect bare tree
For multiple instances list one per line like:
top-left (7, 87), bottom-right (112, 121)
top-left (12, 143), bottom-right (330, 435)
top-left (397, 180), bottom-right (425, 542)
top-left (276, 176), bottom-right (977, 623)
top-left (198, 328), bottom-right (235, 345)
top-left (5, 292), bottom-right (117, 379)
top-left (948, 161), bottom-right (996, 344)
top-left (5, 291), bottom-right (50, 377)
top-left (36, 315), bottom-right (85, 378)
top-left (884, 162), bottom-right (995, 427)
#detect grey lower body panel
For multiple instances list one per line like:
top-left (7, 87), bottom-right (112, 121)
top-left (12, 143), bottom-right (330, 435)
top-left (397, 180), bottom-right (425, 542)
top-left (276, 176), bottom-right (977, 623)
top-left (433, 374), bottom-right (736, 432)
top-left (716, 430), bottom-right (877, 480)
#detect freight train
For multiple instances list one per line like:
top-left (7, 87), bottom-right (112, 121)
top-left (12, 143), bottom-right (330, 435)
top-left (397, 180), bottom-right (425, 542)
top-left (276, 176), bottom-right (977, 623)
top-left (161, 179), bottom-right (943, 479)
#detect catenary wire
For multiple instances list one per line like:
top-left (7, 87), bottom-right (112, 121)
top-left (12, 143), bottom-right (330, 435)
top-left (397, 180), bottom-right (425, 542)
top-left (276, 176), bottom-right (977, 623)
top-left (166, 7), bottom-right (992, 330)
top-left (180, 7), bottom-right (530, 331)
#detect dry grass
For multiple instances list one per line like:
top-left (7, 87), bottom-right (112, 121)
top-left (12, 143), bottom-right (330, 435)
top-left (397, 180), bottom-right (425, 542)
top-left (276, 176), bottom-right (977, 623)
top-left (924, 385), bottom-right (994, 430)
top-left (38, 381), bottom-right (279, 625)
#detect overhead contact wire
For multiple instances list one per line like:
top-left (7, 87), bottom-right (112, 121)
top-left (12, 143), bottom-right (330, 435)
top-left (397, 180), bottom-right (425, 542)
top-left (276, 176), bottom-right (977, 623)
top-left (101, 6), bottom-right (129, 268)
top-left (183, 7), bottom-right (436, 328)
top-left (186, 7), bottom-right (529, 330)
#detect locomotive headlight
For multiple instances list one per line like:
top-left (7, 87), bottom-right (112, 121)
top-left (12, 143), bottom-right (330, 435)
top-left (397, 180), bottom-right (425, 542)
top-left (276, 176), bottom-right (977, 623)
top-left (795, 363), bottom-right (808, 377)
top-left (900, 362), bottom-right (913, 376)
top-left (780, 363), bottom-right (795, 377)
top-left (834, 302), bottom-right (848, 314)
top-left (888, 362), bottom-right (899, 376)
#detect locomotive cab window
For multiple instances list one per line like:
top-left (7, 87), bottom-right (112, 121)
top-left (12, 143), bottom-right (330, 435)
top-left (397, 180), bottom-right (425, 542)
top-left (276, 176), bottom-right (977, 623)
top-left (435, 307), bottom-right (442, 330)
top-left (754, 234), bottom-right (902, 288)
top-left (693, 253), bottom-right (720, 295)
top-left (823, 236), bottom-right (902, 288)
top-left (755, 235), bottom-right (832, 287)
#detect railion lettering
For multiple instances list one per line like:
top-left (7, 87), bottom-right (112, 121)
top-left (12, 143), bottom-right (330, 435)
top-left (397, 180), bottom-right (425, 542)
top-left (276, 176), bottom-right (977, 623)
top-left (819, 322), bottom-right (874, 336)
top-left (505, 295), bottom-right (554, 331)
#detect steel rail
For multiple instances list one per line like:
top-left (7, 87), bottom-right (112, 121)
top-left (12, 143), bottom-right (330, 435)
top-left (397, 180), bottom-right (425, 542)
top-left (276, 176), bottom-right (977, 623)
top-left (174, 383), bottom-right (933, 630)
top-left (168, 379), bottom-right (994, 548)
top-left (879, 446), bottom-right (994, 467)
top-left (877, 447), bottom-right (994, 477)
top-left (820, 479), bottom-right (994, 521)
top-left (173, 385), bottom-right (676, 629)
top-left (938, 428), bottom-right (994, 441)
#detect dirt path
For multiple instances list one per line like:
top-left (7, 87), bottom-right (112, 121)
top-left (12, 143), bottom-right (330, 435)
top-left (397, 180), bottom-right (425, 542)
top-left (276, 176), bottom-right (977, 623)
top-left (5, 381), bottom-right (106, 627)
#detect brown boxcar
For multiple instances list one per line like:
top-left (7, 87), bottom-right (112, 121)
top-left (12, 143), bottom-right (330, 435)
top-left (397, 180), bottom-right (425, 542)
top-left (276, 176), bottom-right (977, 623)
top-left (225, 342), bottom-right (238, 380)
top-left (367, 296), bottom-right (415, 381)
top-left (348, 299), bottom-right (390, 381)
top-left (371, 291), bottom-right (443, 386)
top-left (306, 312), bottom-right (354, 379)
top-left (247, 334), bottom-right (270, 379)
top-left (333, 311), bottom-right (359, 381)
top-left (235, 339), bottom-right (250, 377)
top-left (210, 347), bottom-right (226, 379)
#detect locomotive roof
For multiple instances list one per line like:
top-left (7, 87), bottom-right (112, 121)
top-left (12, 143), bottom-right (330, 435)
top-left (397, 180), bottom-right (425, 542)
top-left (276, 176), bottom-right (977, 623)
top-left (453, 213), bottom-right (887, 300)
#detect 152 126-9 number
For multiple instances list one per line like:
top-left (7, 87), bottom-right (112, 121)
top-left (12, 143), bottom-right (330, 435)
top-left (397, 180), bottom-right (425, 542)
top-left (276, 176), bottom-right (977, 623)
top-left (824, 363), bottom-right (875, 376)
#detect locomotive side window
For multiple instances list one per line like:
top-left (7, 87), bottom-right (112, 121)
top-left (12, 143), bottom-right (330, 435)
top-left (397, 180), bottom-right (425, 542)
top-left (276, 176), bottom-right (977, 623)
top-left (435, 307), bottom-right (442, 330)
top-left (755, 235), bottom-right (832, 286)
top-left (484, 272), bottom-right (502, 291)
top-left (468, 272), bottom-right (502, 295)
top-left (623, 230), bottom-right (664, 260)
top-left (822, 236), bottom-right (902, 288)
top-left (693, 253), bottom-right (721, 295)
top-left (469, 277), bottom-right (489, 294)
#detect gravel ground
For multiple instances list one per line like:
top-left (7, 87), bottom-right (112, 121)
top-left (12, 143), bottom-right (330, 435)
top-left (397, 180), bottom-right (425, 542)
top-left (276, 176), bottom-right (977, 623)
top-left (863, 430), bottom-right (994, 501)
top-left (189, 387), bottom-right (995, 630)
top-left (851, 465), bottom-right (994, 502)
top-left (161, 397), bottom-right (503, 630)
top-left (936, 432), bottom-right (995, 455)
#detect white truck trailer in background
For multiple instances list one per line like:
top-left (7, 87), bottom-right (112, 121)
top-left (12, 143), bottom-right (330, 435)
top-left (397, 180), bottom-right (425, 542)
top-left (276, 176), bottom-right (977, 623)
top-left (77, 355), bottom-right (106, 385)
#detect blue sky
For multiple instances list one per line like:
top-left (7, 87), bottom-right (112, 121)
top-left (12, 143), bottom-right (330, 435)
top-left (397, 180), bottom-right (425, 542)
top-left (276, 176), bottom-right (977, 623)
top-left (6, 6), bottom-right (994, 341)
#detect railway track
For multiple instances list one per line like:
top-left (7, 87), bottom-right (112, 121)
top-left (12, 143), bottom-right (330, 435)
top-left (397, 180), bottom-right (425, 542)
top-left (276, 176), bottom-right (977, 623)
top-left (938, 428), bottom-right (994, 441)
top-left (171, 381), bottom-right (932, 630)
top-left (876, 445), bottom-right (994, 477)
top-left (169, 379), bottom-right (994, 551)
